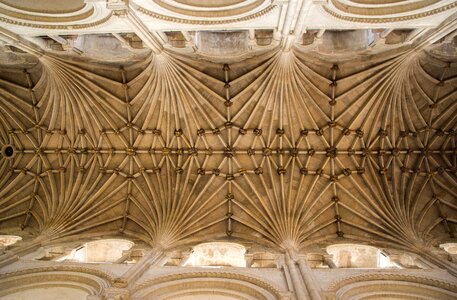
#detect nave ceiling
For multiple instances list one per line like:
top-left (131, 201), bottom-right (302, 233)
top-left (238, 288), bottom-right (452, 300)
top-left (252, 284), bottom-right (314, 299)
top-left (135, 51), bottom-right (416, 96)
top-left (0, 0), bottom-right (456, 277)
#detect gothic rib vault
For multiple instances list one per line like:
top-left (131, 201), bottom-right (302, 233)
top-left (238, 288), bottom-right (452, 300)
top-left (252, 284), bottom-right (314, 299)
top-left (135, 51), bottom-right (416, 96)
top-left (0, 31), bottom-right (456, 270)
top-left (0, 1), bottom-right (457, 299)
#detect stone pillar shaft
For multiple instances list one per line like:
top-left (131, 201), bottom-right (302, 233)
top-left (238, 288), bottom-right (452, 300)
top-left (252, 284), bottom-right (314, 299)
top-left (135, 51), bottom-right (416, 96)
top-left (285, 252), bottom-right (310, 300)
top-left (297, 257), bottom-right (323, 300)
top-left (0, 237), bottom-right (45, 268)
top-left (323, 254), bottom-right (337, 269)
top-left (114, 249), bottom-right (163, 287)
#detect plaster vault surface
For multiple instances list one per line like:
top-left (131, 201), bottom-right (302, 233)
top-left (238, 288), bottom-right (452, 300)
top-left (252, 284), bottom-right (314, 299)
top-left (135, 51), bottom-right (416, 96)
top-left (0, 42), bottom-right (455, 264)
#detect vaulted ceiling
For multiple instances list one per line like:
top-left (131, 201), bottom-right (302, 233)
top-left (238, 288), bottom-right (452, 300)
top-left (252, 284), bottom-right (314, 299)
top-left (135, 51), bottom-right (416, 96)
top-left (0, 43), bottom-right (455, 251)
top-left (0, 1), bottom-right (456, 272)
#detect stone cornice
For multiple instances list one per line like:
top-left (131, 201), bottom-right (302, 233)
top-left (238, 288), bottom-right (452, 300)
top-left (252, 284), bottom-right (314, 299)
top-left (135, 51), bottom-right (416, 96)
top-left (135, 4), bottom-right (277, 25)
top-left (327, 272), bottom-right (457, 292)
top-left (0, 264), bottom-right (116, 285)
top-left (323, 2), bottom-right (457, 24)
top-left (132, 270), bottom-right (283, 297)
top-left (0, 12), bottom-right (112, 30)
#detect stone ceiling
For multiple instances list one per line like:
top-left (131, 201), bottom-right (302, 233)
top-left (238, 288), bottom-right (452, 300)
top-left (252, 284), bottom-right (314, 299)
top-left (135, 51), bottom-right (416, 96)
top-left (0, 0), bottom-right (456, 276)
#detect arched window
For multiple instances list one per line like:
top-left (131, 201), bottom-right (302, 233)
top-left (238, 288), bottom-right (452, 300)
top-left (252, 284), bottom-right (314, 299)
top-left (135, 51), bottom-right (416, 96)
top-left (440, 243), bottom-right (457, 255)
top-left (184, 242), bottom-right (246, 267)
top-left (326, 244), bottom-right (394, 268)
top-left (0, 235), bottom-right (21, 247)
top-left (58, 239), bottom-right (134, 263)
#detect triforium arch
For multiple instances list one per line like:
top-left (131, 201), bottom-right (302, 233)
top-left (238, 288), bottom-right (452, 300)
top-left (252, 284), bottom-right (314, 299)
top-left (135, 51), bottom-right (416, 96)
top-left (328, 273), bottom-right (457, 300)
top-left (131, 271), bottom-right (284, 300)
top-left (0, 267), bottom-right (112, 300)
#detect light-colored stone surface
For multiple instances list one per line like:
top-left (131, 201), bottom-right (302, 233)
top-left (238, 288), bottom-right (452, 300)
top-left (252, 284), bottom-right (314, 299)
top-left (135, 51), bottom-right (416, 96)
top-left (0, 286), bottom-right (89, 300)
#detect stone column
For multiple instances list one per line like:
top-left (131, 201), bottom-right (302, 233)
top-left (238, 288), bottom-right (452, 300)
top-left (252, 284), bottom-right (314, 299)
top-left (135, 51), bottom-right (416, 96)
top-left (245, 253), bottom-right (254, 267)
top-left (0, 236), bottom-right (46, 268)
top-left (297, 255), bottom-right (323, 300)
top-left (114, 250), bottom-right (132, 264)
top-left (422, 249), bottom-right (457, 277)
top-left (0, 27), bottom-right (44, 57)
top-left (179, 251), bottom-right (191, 266)
top-left (106, 0), bottom-right (162, 54)
top-left (323, 254), bottom-right (337, 269)
top-left (0, 251), bottom-right (19, 268)
top-left (285, 252), bottom-right (310, 300)
top-left (414, 256), bottom-right (434, 269)
top-left (112, 248), bottom-right (163, 288)
top-left (276, 254), bottom-right (295, 297)
top-left (103, 249), bottom-right (163, 299)
top-left (181, 31), bottom-right (197, 52)
top-left (103, 287), bottom-right (131, 300)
